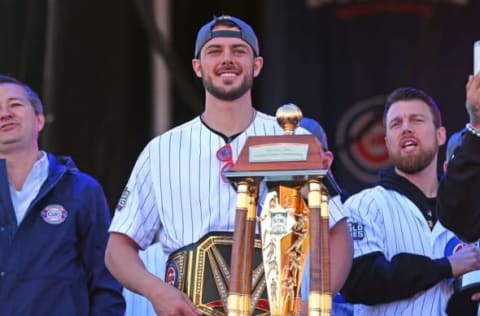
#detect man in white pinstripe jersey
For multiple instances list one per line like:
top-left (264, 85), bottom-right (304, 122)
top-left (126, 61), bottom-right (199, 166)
top-left (104, 15), bottom-right (352, 315)
top-left (340, 87), bottom-right (480, 316)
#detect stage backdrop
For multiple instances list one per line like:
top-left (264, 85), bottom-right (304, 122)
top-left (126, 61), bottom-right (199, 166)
top-left (261, 0), bottom-right (480, 195)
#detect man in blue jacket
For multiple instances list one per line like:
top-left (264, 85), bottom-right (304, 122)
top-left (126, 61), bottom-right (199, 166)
top-left (0, 74), bottom-right (125, 315)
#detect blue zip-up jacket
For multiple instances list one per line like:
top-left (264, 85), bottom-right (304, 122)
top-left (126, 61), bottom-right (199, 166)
top-left (0, 154), bottom-right (125, 316)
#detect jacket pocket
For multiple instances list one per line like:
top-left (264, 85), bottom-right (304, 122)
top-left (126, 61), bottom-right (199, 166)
top-left (10, 277), bottom-right (89, 316)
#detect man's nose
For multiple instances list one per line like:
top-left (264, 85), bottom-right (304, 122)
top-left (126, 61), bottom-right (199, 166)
top-left (220, 50), bottom-right (234, 64)
top-left (401, 121), bottom-right (413, 133)
top-left (0, 105), bottom-right (13, 119)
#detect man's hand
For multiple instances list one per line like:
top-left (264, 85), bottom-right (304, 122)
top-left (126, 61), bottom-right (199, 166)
top-left (147, 282), bottom-right (201, 316)
top-left (447, 243), bottom-right (480, 278)
top-left (466, 74), bottom-right (480, 126)
top-left (472, 292), bottom-right (480, 301)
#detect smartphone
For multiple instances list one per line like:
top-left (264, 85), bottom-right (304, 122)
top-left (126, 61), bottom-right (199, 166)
top-left (475, 40), bottom-right (480, 75)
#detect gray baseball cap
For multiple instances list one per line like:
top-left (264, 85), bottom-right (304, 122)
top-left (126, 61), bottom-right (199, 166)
top-left (194, 15), bottom-right (259, 58)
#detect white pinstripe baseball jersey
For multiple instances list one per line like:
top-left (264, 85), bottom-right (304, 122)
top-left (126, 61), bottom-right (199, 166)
top-left (109, 110), bottom-right (346, 262)
top-left (345, 186), bottom-right (456, 316)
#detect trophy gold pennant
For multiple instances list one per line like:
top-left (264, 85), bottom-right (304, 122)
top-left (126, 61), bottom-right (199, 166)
top-left (260, 186), bottom-right (310, 315)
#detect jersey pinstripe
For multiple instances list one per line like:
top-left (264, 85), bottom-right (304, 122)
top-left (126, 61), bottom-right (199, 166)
top-left (327, 194), bottom-right (348, 228)
top-left (110, 110), bottom-right (347, 259)
top-left (345, 186), bottom-right (455, 316)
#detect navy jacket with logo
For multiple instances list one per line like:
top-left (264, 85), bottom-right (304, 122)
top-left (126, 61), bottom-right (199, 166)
top-left (0, 154), bottom-right (125, 316)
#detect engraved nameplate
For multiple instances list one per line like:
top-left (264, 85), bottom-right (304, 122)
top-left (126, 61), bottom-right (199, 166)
top-left (249, 143), bottom-right (309, 163)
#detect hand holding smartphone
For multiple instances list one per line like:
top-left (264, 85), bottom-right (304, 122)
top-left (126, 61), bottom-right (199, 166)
top-left (475, 40), bottom-right (480, 76)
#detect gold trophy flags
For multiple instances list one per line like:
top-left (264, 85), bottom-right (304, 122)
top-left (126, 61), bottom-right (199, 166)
top-left (260, 185), bottom-right (310, 316)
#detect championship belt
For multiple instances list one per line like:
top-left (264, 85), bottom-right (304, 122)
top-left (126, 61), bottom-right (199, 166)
top-left (165, 232), bottom-right (269, 315)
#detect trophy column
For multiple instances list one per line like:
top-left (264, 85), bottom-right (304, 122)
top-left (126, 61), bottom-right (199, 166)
top-left (308, 179), bottom-right (331, 316)
top-left (227, 180), bottom-right (259, 316)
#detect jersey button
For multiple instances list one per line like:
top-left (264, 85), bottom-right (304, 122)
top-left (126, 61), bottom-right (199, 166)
top-left (0, 227), bottom-right (5, 232)
top-left (0, 271), bottom-right (5, 277)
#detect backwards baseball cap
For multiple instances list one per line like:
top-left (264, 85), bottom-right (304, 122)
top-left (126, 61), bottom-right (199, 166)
top-left (300, 117), bottom-right (329, 150)
top-left (194, 15), bottom-right (259, 58)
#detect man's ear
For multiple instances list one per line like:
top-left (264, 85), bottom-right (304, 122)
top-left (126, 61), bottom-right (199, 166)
top-left (36, 113), bottom-right (46, 133)
top-left (192, 59), bottom-right (202, 78)
top-left (321, 150), bottom-right (334, 170)
top-left (437, 126), bottom-right (447, 146)
top-left (253, 56), bottom-right (263, 78)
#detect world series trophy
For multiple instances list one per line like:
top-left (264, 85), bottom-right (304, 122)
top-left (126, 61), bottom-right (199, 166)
top-left (224, 104), bottom-right (333, 316)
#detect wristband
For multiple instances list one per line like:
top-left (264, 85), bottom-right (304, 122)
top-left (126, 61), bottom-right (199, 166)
top-left (466, 123), bottom-right (480, 137)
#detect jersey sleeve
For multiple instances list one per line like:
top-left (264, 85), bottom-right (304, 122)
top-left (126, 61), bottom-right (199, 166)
top-left (344, 189), bottom-right (385, 256)
top-left (109, 143), bottom-right (160, 250)
top-left (341, 189), bottom-right (452, 304)
top-left (328, 194), bottom-right (348, 229)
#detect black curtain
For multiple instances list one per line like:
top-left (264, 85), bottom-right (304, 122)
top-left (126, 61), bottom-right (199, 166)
top-left (0, 0), bottom-right (46, 95)
top-left (43, 1), bottom-right (151, 209)
top-left (1, 0), bottom-right (151, 210)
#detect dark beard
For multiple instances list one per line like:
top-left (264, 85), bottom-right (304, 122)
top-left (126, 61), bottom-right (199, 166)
top-left (202, 74), bottom-right (253, 101)
top-left (390, 146), bottom-right (437, 174)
